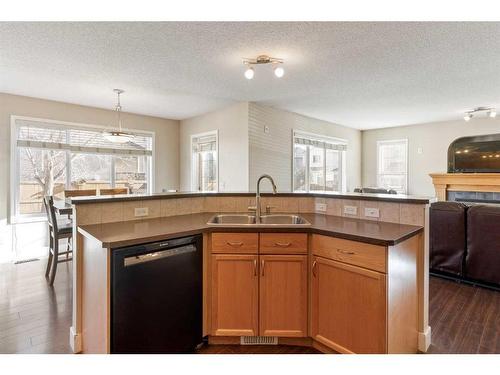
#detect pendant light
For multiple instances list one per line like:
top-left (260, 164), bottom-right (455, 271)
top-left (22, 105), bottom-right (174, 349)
top-left (103, 89), bottom-right (135, 143)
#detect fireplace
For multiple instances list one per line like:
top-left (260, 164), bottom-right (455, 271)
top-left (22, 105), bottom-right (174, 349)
top-left (430, 133), bottom-right (500, 202)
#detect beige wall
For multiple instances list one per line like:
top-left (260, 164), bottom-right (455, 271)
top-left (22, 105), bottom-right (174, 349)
top-left (249, 103), bottom-right (362, 192)
top-left (179, 102), bottom-right (249, 192)
top-left (0, 93), bottom-right (180, 221)
top-left (362, 117), bottom-right (500, 196)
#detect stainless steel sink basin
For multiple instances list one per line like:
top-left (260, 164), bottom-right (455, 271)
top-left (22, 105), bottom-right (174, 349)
top-left (207, 214), bottom-right (256, 225)
top-left (207, 214), bottom-right (310, 227)
top-left (259, 215), bottom-right (310, 225)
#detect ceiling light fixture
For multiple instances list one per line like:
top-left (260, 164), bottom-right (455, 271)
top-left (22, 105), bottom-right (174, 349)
top-left (463, 107), bottom-right (497, 122)
top-left (242, 55), bottom-right (284, 79)
top-left (103, 89), bottom-right (135, 144)
top-left (244, 66), bottom-right (255, 80)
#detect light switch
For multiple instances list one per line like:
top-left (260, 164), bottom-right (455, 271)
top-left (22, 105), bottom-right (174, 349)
top-left (364, 207), bottom-right (380, 218)
top-left (315, 203), bottom-right (327, 212)
top-left (343, 205), bottom-right (358, 215)
top-left (134, 207), bottom-right (149, 217)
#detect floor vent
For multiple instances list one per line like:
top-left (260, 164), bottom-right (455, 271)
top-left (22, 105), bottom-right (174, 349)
top-left (240, 336), bottom-right (278, 345)
top-left (14, 258), bottom-right (40, 264)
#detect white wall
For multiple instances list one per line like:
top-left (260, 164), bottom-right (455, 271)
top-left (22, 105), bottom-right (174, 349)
top-left (248, 103), bottom-right (362, 192)
top-left (179, 102), bottom-right (249, 192)
top-left (362, 118), bottom-right (500, 196)
top-left (0, 93), bottom-right (180, 221)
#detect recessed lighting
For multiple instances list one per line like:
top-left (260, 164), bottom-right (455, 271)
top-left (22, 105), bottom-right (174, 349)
top-left (496, 155), bottom-right (500, 158)
top-left (482, 155), bottom-right (487, 159)
top-left (464, 149), bottom-right (469, 153)
top-left (456, 150), bottom-right (462, 154)
top-left (489, 155), bottom-right (493, 158)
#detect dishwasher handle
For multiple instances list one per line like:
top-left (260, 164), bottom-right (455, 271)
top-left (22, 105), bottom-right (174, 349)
top-left (124, 245), bottom-right (196, 267)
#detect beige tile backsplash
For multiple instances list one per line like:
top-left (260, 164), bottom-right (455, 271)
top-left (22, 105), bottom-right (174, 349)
top-left (75, 196), bottom-right (427, 227)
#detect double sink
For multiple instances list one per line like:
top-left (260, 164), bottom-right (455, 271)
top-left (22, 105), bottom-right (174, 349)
top-left (207, 214), bottom-right (311, 227)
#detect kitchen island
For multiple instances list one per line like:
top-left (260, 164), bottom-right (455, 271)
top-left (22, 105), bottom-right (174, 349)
top-left (69, 192), bottom-right (434, 354)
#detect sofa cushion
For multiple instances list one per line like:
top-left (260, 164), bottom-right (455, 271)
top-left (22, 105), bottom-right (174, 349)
top-left (430, 202), bottom-right (467, 276)
top-left (466, 205), bottom-right (500, 285)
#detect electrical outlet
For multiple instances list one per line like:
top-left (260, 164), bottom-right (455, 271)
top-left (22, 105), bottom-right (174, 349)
top-left (417, 147), bottom-right (423, 154)
top-left (134, 207), bottom-right (149, 217)
top-left (343, 205), bottom-right (358, 215)
top-left (364, 207), bottom-right (380, 218)
top-left (315, 203), bottom-right (327, 212)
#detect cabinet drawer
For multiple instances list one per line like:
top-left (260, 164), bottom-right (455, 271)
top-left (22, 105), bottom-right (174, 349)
top-left (211, 233), bottom-right (259, 254)
top-left (311, 234), bottom-right (386, 273)
top-left (260, 233), bottom-right (308, 254)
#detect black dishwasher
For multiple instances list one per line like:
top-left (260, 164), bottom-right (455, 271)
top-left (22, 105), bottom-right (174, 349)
top-left (111, 235), bottom-right (202, 353)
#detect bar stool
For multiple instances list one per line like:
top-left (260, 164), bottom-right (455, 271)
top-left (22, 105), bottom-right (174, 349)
top-left (43, 196), bottom-right (73, 286)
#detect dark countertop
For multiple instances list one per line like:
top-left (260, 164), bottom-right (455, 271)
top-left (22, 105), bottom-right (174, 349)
top-left (77, 212), bottom-right (423, 249)
top-left (71, 191), bottom-right (434, 205)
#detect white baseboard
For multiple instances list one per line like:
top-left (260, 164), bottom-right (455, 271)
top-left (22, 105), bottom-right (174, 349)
top-left (418, 326), bottom-right (432, 353)
top-left (69, 326), bottom-right (82, 353)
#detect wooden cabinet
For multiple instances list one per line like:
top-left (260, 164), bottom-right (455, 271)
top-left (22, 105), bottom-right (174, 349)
top-left (259, 255), bottom-right (308, 337)
top-left (260, 233), bottom-right (308, 254)
top-left (211, 233), bottom-right (258, 254)
top-left (211, 254), bottom-right (259, 336)
top-left (311, 256), bottom-right (387, 353)
top-left (209, 232), bottom-right (308, 338)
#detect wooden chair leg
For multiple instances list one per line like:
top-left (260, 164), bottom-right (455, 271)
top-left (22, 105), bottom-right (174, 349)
top-left (45, 234), bottom-right (54, 277)
top-left (49, 239), bottom-right (59, 286)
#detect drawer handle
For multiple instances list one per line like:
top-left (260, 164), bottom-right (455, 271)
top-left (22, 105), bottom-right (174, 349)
top-left (226, 241), bottom-right (244, 247)
top-left (312, 260), bottom-right (317, 277)
top-left (337, 249), bottom-right (356, 255)
top-left (274, 242), bottom-right (291, 248)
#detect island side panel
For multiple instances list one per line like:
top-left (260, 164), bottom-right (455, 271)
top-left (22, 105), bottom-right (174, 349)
top-left (81, 234), bottom-right (111, 354)
top-left (387, 234), bottom-right (419, 353)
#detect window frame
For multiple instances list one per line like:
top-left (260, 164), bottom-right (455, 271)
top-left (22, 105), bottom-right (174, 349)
top-left (190, 130), bottom-right (219, 192)
top-left (292, 130), bottom-right (347, 193)
top-left (10, 115), bottom-right (155, 223)
top-left (376, 138), bottom-right (409, 194)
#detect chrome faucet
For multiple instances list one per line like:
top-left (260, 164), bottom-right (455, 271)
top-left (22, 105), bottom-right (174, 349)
top-left (253, 174), bottom-right (277, 223)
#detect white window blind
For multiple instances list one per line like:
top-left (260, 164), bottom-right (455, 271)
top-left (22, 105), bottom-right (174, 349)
top-left (16, 119), bottom-right (153, 156)
top-left (192, 134), bottom-right (217, 152)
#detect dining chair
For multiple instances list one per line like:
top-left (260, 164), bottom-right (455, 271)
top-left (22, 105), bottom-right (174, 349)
top-left (43, 196), bottom-right (73, 286)
top-left (64, 189), bottom-right (97, 198)
top-left (100, 187), bottom-right (129, 195)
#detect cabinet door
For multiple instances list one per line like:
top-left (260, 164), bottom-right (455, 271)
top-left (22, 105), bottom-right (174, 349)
top-left (259, 255), bottom-right (308, 337)
top-left (311, 256), bottom-right (387, 353)
top-left (211, 254), bottom-right (259, 336)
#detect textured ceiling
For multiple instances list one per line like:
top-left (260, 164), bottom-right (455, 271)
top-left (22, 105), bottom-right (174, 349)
top-left (2, 22), bottom-right (500, 129)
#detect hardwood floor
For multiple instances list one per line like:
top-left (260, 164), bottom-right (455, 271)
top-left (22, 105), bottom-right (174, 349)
top-left (0, 259), bottom-right (72, 354)
top-left (427, 276), bottom-right (499, 354)
top-left (0, 258), bottom-right (498, 354)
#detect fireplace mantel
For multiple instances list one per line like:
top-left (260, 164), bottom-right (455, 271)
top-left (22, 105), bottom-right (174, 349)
top-left (429, 173), bottom-right (500, 201)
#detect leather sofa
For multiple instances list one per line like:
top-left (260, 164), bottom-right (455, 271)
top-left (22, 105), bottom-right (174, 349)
top-left (429, 201), bottom-right (500, 288)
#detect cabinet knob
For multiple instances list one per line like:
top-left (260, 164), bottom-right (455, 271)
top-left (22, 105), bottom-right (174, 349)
top-left (312, 260), bottom-right (317, 277)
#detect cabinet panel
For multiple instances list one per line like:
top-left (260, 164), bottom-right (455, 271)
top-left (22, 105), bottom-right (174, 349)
top-left (211, 254), bottom-right (259, 336)
top-left (211, 233), bottom-right (258, 254)
top-left (260, 233), bottom-right (308, 254)
top-left (311, 256), bottom-right (387, 353)
top-left (312, 234), bottom-right (387, 273)
top-left (259, 255), bottom-right (308, 337)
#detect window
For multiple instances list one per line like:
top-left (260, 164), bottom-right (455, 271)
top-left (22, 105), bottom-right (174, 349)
top-left (293, 131), bottom-right (347, 193)
top-left (377, 139), bottom-right (408, 194)
top-left (11, 116), bottom-right (153, 219)
top-left (191, 131), bottom-right (218, 192)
